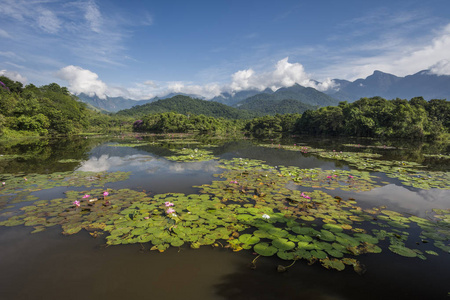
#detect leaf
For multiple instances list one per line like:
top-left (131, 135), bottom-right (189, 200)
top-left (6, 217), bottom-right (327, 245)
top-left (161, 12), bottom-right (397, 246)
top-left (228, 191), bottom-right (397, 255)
top-left (254, 242), bottom-right (278, 256)
top-left (388, 244), bottom-right (417, 257)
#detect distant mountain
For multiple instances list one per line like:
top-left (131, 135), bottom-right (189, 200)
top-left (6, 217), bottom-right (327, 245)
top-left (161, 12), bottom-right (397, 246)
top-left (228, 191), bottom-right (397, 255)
top-left (328, 70), bottom-right (450, 102)
top-left (115, 95), bottom-right (258, 119)
top-left (76, 93), bottom-right (152, 112)
top-left (236, 98), bottom-right (317, 115)
top-left (210, 89), bottom-right (266, 106)
top-left (77, 92), bottom-right (203, 112)
top-left (235, 84), bottom-right (339, 108)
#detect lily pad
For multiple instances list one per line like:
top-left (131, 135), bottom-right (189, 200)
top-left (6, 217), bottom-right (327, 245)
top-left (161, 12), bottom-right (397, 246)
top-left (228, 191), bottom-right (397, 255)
top-left (254, 242), bottom-right (278, 256)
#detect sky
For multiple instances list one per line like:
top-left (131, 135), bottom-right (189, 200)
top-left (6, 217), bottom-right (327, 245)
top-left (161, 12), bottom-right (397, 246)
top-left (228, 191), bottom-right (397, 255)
top-left (1, 0), bottom-right (450, 100)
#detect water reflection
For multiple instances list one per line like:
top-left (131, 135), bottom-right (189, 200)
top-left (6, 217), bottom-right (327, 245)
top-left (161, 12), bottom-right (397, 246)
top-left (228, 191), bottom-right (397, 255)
top-left (76, 145), bottom-right (221, 194)
top-left (358, 184), bottom-right (450, 217)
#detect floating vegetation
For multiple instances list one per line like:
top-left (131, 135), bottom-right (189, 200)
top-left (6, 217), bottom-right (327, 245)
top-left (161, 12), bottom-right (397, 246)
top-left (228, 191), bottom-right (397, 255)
top-left (164, 148), bottom-right (218, 162)
top-left (1, 156), bottom-right (448, 274)
top-left (0, 171), bottom-right (130, 206)
top-left (259, 144), bottom-right (450, 190)
top-left (342, 143), bottom-right (400, 150)
top-left (107, 142), bottom-right (158, 147)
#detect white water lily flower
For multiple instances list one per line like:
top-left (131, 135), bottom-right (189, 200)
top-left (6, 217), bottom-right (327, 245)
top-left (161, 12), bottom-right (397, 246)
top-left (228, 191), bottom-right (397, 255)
top-left (262, 214), bottom-right (270, 220)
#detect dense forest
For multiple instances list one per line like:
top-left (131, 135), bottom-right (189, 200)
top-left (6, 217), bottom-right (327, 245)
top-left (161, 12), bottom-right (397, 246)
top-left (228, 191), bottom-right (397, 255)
top-left (236, 98), bottom-right (316, 115)
top-left (1, 75), bottom-right (448, 140)
top-left (133, 97), bottom-right (449, 140)
top-left (133, 112), bottom-right (244, 133)
top-left (116, 95), bottom-right (258, 119)
top-left (0, 76), bottom-right (133, 137)
top-left (294, 97), bottom-right (449, 139)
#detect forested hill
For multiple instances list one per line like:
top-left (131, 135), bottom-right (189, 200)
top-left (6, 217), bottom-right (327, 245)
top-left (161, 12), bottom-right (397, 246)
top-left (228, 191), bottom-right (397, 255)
top-left (236, 84), bottom-right (339, 107)
top-left (0, 75), bottom-right (90, 135)
top-left (115, 95), bottom-right (259, 119)
top-left (237, 98), bottom-right (317, 114)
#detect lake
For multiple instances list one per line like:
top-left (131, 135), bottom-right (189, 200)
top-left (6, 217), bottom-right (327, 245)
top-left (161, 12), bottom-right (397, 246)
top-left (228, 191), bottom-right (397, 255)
top-left (0, 134), bottom-right (449, 300)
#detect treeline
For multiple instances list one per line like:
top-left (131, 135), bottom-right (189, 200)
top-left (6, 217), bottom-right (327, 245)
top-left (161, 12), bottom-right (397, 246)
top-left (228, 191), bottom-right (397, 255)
top-left (117, 95), bottom-right (258, 119)
top-left (133, 97), bottom-right (449, 140)
top-left (244, 114), bottom-right (301, 135)
top-left (295, 97), bottom-right (449, 139)
top-left (133, 112), bottom-right (244, 133)
top-left (0, 76), bottom-right (132, 137)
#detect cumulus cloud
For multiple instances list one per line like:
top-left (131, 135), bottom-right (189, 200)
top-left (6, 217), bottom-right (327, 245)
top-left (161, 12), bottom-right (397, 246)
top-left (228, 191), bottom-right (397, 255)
top-left (167, 82), bottom-right (222, 99)
top-left (229, 57), bottom-right (337, 93)
top-left (54, 59), bottom-right (339, 101)
top-left (57, 65), bottom-right (108, 99)
top-left (428, 59), bottom-right (450, 75)
top-left (0, 69), bottom-right (27, 83)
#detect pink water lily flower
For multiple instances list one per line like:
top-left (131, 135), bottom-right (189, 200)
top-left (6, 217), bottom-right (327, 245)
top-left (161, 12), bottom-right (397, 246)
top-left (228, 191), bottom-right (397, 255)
top-left (103, 191), bottom-right (109, 197)
top-left (166, 208), bottom-right (176, 214)
top-left (326, 176), bottom-right (332, 179)
top-left (2, 182), bottom-right (5, 186)
top-left (230, 180), bottom-right (238, 184)
top-left (82, 194), bottom-right (90, 198)
top-left (348, 175), bottom-right (354, 179)
top-left (73, 200), bottom-right (81, 207)
top-left (165, 201), bottom-right (174, 207)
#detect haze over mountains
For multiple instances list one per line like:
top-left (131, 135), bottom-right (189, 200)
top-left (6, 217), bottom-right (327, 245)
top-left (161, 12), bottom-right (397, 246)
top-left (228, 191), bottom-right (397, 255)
top-left (78, 69), bottom-right (450, 113)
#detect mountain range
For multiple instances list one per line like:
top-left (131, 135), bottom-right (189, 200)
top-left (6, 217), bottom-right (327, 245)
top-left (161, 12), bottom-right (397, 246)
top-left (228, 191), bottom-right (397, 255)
top-left (77, 69), bottom-right (450, 113)
top-left (327, 70), bottom-right (450, 101)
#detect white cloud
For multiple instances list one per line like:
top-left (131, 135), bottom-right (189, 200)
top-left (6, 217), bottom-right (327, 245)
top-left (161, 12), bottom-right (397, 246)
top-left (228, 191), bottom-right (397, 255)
top-left (321, 22), bottom-right (450, 80)
top-left (37, 9), bottom-right (61, 34)
top-left (229, 57), bottom-right (337, 93)
top-left (84, 0), bottom-right (102, 33)
top-left (57, 65), bottom-right (108, 99)
top-left (428, 60), bottom-right (450, 76)
top-left (53, 59), bottom-right (339, 101)
top-left (0, 69), bottom-right (27, 83)
top-left (143, 80), bottom-right (159, 88)
top-left (167, 82), bottom-right (221, 99)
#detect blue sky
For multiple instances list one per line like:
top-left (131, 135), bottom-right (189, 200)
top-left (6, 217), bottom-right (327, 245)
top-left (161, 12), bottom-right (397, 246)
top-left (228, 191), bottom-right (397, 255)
top-left (1, 0), bottom-right (450, 100)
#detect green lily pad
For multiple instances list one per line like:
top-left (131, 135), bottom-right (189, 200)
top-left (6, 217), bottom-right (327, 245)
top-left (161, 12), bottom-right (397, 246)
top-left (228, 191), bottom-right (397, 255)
top-left (254, 242), bottom-right (278, 256)
top-left (272, 238), bottom-right (296, 251)
top-left (388, 244), bottom-right (417, 257)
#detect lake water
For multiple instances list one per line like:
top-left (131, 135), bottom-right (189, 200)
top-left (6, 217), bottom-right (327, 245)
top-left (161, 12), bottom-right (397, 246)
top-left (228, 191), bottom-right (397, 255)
top-left (0, 134), bottom-right (449, 300)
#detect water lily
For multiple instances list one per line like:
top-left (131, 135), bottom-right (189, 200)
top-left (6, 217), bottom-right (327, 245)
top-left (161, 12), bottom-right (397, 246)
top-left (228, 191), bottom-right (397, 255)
top-left (262, 214), bottom-right (270, 220)
top-left (73, 200), bottom-right (80, 207)
top-left (230, 180), bottom-right (238, 184)
top-left (82, 194), bottom-right (90, 198)
top-left (1, 182), bottom-right (5, 186)
top-left (348, 175), bottom-right (354, 179)
top-left (103, 191), bottom-right (109, 197)
top-left (166, 208), bottom-right (176, 214)
top-left (165, 201), bottom-right (174, 207)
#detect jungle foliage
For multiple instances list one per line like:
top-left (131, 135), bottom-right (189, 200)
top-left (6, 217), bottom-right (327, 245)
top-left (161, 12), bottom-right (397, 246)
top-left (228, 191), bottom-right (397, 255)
top-left (0, 76), bottom-right (133, 137)
top-left (133, 112), bottom-right (245, 133)
top-left (117, 95), bottom-right (258, 119)
top-left (294, 97), bottom-right (449, 139)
